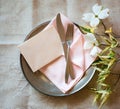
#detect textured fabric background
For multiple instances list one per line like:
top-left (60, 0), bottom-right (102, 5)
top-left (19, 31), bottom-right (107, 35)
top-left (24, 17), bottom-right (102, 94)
top-left (0, 0), bottom-right (120, 109)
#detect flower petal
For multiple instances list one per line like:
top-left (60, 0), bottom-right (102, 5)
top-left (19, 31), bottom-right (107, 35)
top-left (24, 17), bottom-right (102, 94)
top-left (92, 4), bottom-right (102, 15)
top-left (84, 33), bottom-right (96, 42)
top-left (84, 41), bottom-right (93, 49)
top-left (94, 40), bottom-right (99, 46)
top-left (84, 33), bottom-right (98, 46)
top-left (82, 13), bottom-right (94, 22)
top-left (98, 8), bottom-right (109, 19)
top-left (90, 46), bottom-right (99, 57)
top-left (90, 17), bottom-right (100, 27)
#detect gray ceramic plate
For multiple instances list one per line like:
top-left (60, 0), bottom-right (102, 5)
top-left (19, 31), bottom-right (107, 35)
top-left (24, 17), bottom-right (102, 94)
top-left (20, 21), bottom-right (95, 96)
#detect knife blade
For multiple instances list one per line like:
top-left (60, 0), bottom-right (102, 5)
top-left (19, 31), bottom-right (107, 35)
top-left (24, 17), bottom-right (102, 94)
top-left (56, 13), bottom-right (65, 42)
top-left (56, 13), bottom-right (67, 58)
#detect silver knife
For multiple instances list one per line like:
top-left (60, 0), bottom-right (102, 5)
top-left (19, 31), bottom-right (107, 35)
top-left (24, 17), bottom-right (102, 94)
top-left (56, 13), bottom-right (72, 83)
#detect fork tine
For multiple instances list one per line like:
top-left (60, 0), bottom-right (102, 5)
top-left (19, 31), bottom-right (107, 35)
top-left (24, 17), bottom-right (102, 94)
top-left (66, 24), bottom-right (74, 41)
top-left (69, 24), bottom-right (74, 36)
top-left (65, 24), bottom-right (71, 40)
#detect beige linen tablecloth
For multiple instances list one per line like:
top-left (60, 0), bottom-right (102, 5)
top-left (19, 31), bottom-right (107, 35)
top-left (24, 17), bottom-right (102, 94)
top-left (0, 0), bottom-right (120, 109)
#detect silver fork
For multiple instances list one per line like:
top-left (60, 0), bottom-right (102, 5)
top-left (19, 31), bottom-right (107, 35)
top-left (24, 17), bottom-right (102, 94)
top-left (65, 24), bottom-right (75, 83)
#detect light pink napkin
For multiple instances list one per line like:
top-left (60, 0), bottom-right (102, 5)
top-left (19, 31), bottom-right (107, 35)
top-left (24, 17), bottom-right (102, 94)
top-left (18, 26), bottom-right (64, 72)
top-left (40, 13), bottom-right (101, 93)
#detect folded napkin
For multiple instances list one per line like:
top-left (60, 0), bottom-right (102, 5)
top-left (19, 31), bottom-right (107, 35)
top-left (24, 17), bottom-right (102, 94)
top-left (40, 13), bottom-right (101, 93)
top-left (18, 26), bottom-right (64, 72)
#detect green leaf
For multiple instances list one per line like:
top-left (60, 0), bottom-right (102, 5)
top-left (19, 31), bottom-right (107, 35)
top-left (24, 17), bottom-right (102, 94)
top-left (107, 58), bottom-right (116, 69)
top-left (99, 83), bottom-right (109, 87)
top-left (92, 61), bottom-right (108, 66)
top-left (100, 47), bottom-right (110, 55)
top-left (97, 74), bottom-right (108, 83)
top-left (79, 26), bottom-right (92, 33)
top-left (93, 94), bottom-right (100, 104)
top-left (95, 67), bottom-right (103, 72)
top-left (109, 34), bottom-right (118, 48)
top-left (101, 37), bottom-right (111, 45)
top-left (108, 50), bottom-right (115, 58)
top-left (99, 91), bottom-right (111, 109)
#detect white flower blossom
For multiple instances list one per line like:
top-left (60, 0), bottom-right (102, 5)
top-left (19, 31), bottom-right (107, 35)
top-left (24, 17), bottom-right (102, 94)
top-left (84, 33), bottom-right (99, 57)
top-left (82, 4), bottom-right (109, 27)
top-left (84, 33), bottom-right (98, 49)
top-left (90, 46), bottom-right (99, 57)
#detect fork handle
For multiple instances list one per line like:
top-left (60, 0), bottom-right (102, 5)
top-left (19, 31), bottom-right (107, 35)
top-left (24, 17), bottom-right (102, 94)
top-left (63, 43), bottom-right (69, 83)
top-left (65, 46), bottom-right (70, 83)
top-left (68, 53), bottom-right (75, 79)
top-left (67, 47), bottom-right (75, 79)
top-left (65, 46), bottom-right (75, 83)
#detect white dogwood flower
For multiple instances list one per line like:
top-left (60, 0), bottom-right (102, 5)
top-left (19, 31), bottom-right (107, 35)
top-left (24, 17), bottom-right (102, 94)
top-left (84, 33), bottom-right (98, 49)
top-left (84, 33), bottom-right (99, 57)
top-left (90, 46), bottom-right (100, 57)
top-left (82, 4), bottom-right (109, 27)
